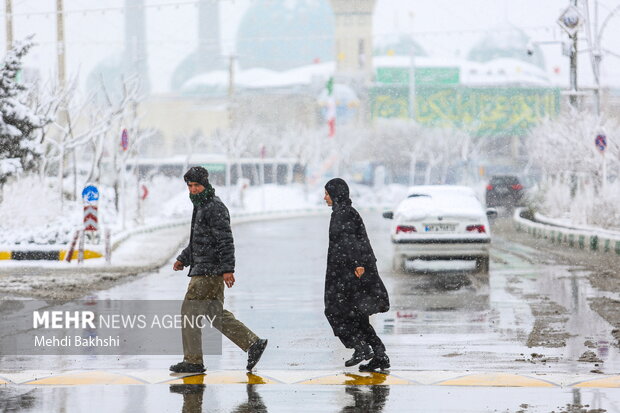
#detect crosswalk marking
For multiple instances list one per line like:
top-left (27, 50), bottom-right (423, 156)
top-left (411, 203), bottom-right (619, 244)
top-left (2, 370), bottom-right (620, 387)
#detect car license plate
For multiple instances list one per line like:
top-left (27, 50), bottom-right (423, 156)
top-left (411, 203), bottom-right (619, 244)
top-left (424, 223), bottom-right (456, 232)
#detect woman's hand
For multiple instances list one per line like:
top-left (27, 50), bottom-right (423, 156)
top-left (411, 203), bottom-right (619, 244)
top-left (223, 273), bottom-right (235, 288)
top-left (354, 267), bottom-right (365, 278)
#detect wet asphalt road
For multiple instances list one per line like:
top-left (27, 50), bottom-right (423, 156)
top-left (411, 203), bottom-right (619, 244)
top-left (3, 213), bottom-right (620, 412)
top-left (7, 213), bottom-right (616, 373)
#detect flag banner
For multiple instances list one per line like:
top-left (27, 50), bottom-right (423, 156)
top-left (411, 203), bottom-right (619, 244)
top-left (326, 77), bottom-right (336, 138)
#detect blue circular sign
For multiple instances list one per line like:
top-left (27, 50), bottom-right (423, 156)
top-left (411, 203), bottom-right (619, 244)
top-left (595, 134), bottom-right (607, 152)
top-left (82, 185), bottom-right (100, 203)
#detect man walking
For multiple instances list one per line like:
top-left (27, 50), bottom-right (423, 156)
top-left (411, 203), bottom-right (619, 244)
top-left (170, 166), bottom-right (268, 373)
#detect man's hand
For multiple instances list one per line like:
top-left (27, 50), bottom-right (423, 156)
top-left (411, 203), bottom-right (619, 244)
top-left (354, 267), bottom-right (365, 278)
top-left (223, 272), bottom-right (235, 288)
top-left (173, 260), bottom-right (184, 271)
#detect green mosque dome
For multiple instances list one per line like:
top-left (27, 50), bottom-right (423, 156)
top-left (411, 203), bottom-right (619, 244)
top-left (86, 53), bottom-right (150, 102)
top-left (236, 0), bottom-right (335, 71)
top-left (171, 52), bottom-right (226, 91)
top-left (467, 28), bottom-right (545, 69)
top-left (86, 54), bottom-right (125, 102)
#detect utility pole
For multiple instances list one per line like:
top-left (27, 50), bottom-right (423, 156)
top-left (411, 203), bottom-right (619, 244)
top-left (56, 0), bottom-right (67, 211)
top-left (5, 0), bottom-right (13, 50)
top-left (569, 0), bottom-right (579, 107)
top-left (408, 22), bottom-right (416, 120)
top-left (228, 55), bottom-right (236, 99)
top-left (226, 55), bottom-right (236, 201)
top-left (585, 0), bottom-right (603, 116)
top-left (56, 0), bottom-right (66, 87)
top-left (408, 13), bottom-right (417, 182)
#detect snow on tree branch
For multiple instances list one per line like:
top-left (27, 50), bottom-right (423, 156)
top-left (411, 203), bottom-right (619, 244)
top-left (0, 36), bottom-right (51, 186)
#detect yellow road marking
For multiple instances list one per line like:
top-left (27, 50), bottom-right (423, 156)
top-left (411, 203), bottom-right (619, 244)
top-left (25, 371), bottom-right (144, 385)
top-left (59, 250), bottom-right (103, 260)
top-left (1, 370), bottom-right (616, 387)
top-left (0, 251), bottom-right (11, 260)
top-left (438, 373), bottom-right (555, 387)
top-left (299, 372), bottom-right (410, 385)
top-left (165, 372), bottom-right (278, 385)
top-left (574, 376), bottom-right (620, 388)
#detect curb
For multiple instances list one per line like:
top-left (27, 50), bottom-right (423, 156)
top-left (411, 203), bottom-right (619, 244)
top-left (512, 208), bottom-right (620, 256)
top-left (0, 250), bottom-right (103, 261)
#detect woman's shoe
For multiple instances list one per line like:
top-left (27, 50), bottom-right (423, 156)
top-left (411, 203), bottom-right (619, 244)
top-left (345, 345), bottom-right (374, 367)
top-left (359, 354), bottom-right (390, 372)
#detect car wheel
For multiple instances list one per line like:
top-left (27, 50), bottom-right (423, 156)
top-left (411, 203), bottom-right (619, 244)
top-left (476, 257), bottom-right (489, 274)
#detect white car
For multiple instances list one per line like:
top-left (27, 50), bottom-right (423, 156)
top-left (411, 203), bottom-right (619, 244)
top-left (383, 185), bottom-right (497, 273)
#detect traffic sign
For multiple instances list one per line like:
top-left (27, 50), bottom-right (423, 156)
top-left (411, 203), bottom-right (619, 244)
top-left (121, 128), bottom-right (128, 151)
top-left (83, 205), bottom-right (99, 232)
top-left (141, 184), bottom-right (149, 200)
top-left (82, 185), bottom-right (99, 204)
top-left (557, 5), bottom-right (584, 37)
top-left (595, 134), bottom-right (607, 153)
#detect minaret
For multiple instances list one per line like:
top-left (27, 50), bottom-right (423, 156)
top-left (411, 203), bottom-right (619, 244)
top-left (328, 0), bottom-right (376, 82)
top-left (197, 0), bottom-right (222, 72)
top-left (124, 0), bottom-right (149, 94)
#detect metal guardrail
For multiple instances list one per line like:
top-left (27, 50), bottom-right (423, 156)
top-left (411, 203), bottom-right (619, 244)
top-left (513, 207), bottom-right (620, 255)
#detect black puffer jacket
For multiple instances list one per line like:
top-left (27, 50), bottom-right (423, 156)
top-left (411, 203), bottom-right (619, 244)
top-left (325, 178), bottom-right (390, 316)
top-left (177, 196), bottom-right (235, 276)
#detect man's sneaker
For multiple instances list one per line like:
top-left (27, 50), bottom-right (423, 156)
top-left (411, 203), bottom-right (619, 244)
top-left (169, 361), bottom-right (206, 373)
top-left (345, 345), bottom-right (374, 367)
top-left (169, 384), bottom-right (205, 395)
top-left (359, 354), bottom-right (390, 372)
top-left (246, 338), bottom-right (268, 371)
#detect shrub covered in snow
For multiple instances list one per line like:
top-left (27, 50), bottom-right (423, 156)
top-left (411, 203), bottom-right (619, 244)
top-left (525, 110), bottom-right (620, 230)
top-left (0, 37), bottom-right (50, 188)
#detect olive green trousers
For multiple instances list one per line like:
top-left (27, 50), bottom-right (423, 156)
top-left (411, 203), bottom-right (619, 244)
top-left (182, 275), bottom-right (258, 364)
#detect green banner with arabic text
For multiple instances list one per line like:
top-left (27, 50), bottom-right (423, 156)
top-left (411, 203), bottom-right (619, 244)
top-left (370, 85), bottom-right (560, 137)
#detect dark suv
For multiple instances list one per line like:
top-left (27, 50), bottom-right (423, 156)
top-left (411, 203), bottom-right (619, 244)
top-left (486, 175), bottom-right (524, 208)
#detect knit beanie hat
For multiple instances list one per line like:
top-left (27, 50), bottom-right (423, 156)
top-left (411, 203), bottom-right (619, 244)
top-left (184, 166), bottom-right (210, 187)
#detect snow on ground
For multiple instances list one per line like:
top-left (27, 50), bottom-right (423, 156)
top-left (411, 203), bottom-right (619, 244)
top-left (0, 225), bottom-right (189, 299)
top-left (0, 174), bottom-right (411, 250)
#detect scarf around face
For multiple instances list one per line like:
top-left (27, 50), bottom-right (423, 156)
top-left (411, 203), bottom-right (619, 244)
top-left (189, 183), bottom-right (216, 207)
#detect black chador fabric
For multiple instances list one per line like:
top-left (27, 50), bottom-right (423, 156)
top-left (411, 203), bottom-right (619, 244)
top-left (323, 178), bottom-right (389, 348)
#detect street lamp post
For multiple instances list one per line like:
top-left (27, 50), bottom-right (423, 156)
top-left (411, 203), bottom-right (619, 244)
top-left (557, 2), bottom-right (583, 108)
top-left (569, 28), bottom-right (578, 107)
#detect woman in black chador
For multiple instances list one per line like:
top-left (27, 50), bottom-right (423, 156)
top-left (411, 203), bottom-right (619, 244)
top-left (323, 178), bottom-right (390, 371)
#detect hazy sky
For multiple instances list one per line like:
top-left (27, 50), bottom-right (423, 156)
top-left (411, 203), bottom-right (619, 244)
top-left (4, 0), bottom-right (620, 93)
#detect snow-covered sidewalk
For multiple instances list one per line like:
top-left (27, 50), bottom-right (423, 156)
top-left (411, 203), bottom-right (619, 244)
top-left (0, 182), bottom-right (405, 299)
